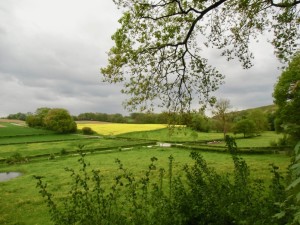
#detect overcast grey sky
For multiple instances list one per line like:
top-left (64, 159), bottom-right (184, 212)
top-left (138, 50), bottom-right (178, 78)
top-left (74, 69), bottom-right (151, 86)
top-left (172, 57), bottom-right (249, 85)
top-left (0, 0), bottom-right (282, 117)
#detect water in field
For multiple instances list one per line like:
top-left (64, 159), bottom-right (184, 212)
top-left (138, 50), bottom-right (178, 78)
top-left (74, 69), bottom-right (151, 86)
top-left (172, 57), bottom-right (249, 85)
top-left (0, 172), bottom-right (22, 182)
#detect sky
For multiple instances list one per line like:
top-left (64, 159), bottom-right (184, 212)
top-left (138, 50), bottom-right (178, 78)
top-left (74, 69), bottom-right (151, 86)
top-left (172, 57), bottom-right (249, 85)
top-left (0, 0), bottom-right (283, 117)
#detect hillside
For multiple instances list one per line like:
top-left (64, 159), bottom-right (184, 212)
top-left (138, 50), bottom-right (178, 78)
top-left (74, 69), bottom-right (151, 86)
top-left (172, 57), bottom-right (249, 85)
top-left (237, 104), bottom-right (277, 115)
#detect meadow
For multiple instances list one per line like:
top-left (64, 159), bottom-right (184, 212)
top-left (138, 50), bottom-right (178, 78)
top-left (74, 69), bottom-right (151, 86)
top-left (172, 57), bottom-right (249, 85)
top-left (0, 121), bottom-right (292, 224)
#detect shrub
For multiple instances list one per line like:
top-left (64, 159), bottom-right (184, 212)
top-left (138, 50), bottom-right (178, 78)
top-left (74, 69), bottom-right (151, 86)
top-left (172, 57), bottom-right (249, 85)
top-left (60, 148), bottom-right (68, 155)
top-left (6, 152), bottom-right (28, 164)
top-left (81, 127), bottom-right (94, 135)
top-left (48, 153), bottom-right (55, 160)
top-left (44, 108), bottom-right (77, 134)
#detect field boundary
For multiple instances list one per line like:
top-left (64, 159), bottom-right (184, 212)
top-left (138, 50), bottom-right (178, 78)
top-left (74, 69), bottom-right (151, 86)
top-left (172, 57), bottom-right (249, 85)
top-left (0, 141), bottom-right (157, 163)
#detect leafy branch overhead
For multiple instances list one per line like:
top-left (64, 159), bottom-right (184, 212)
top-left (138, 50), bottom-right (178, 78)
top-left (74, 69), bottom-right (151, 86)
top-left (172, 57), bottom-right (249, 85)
top-left (101, 0), bottom-right (300, 112)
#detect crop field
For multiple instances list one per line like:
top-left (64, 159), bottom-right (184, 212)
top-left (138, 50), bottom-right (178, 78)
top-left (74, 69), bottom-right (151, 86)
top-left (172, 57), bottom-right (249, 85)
top-left (77, 122), bottom-right (167, 135)
top-left (0, 120), bottom-right (293, 224)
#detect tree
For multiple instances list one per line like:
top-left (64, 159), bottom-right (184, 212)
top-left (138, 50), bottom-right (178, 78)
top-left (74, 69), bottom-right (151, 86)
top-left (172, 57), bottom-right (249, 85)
top-left (101, 0), bottom-right (299, 113)
top-left (247, 110), bottom-right (269, 133)
top-left (26, 107), bottom-right (51, 128)
top-left (233, 119), bottom-right (257, 138)
top-left (7, 112), bottom-right (27, 121)
top-left (186, 112), bottom-right (211, 132)
top-left (43, 108), bottom-right (77, 134)
top-left (273, 51), bottom-right (300, 140)
top-left (212, 98), bottom-right (231, 138)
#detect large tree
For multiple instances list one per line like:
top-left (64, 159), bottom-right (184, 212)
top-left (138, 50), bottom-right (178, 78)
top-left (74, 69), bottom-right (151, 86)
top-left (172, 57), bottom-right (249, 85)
top-left (233, 119), bottom-right (257, 138)
top-left (26, 107), bottom-right (51, 128)
top-left (101, 0), bottom-right (299, 113)
top-left (44, 108), bottom-right (77, 134)
top-left (273, 51), bottom-right (300, 139)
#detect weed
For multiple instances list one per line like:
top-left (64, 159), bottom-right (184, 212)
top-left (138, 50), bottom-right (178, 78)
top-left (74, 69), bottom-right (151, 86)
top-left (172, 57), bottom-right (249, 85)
top-left (6, 152), bottom-right (28, 164)
top-left (60, 148), bottom-right (68, 155)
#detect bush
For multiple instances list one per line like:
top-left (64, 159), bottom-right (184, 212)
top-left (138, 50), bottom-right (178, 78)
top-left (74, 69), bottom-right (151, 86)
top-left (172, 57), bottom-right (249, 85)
top-left (44, 108), bottom-right (77, 133)
top-left (48, 153), bottom-right (55, 160)
top-left (60, 148), bottom-right (68, 155)
top-left (81, 127), bottom-right (94, 135)
top-left (35, 138), bottom-right (291, 225)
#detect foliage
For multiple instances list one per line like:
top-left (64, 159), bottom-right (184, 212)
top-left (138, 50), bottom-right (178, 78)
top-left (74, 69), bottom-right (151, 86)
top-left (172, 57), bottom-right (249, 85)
top-left (26, 107), bottom-right (51, 128)
top-left (77, 111), bottom-right (178, 124)
top-left (233, 119), bottom-right (257, 137)
top-left (77, 112), bottom-right (127, 123)
top-left (81, 127), bottom-right (95, 135)
top-left (101, 0), bottom-right (299, 113)
top-left (270, 134), bottom-right (291, 148)
top-left (273, 52), bottom-right (300, 140)
top-left (25, 108), bottom-right (76, 134)
top-left (212, 98), bottom-right (232, 138)
top-left (5, 152), bottom-right (28, 164)
top-left (274, 142), bottom-right (300, 224)
top-left (43, 108), bottom-right (77, 134)
top-left (248, 110), bottom-right (269, 132)
top-left (35, 137), bottom-right (290, 225)
top-left (7, 112), bottom-right (27, 121)
top-left (186, 112), bottom-right (211, 132)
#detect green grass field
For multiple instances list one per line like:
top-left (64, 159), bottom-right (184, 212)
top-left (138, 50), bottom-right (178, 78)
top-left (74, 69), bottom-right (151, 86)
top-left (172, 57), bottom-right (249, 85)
top-left (0, 120), bottom-right (293, 224)
top-left (118, 127), bottom-right (227, 141)
top-left (0, 121), bottom-right (53, 136)
top-left (0, 147), bottom-right (291, 225)
top-left (118, 127), bottom-right (284, 146)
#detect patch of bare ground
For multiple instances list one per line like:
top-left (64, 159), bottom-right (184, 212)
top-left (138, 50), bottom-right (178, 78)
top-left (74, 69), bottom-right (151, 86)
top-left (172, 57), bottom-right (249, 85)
top-left (0, 119), bottom-right (26, 126)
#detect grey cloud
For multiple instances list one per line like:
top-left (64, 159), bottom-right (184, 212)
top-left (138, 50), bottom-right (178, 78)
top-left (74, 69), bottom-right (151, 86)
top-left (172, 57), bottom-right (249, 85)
top-left (0, 0), bottom-right (283, 117)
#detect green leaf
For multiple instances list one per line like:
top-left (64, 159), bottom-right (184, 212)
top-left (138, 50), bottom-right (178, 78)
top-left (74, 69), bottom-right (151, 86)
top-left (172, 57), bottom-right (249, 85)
top-left (287, 176), bottom-right (300, 190)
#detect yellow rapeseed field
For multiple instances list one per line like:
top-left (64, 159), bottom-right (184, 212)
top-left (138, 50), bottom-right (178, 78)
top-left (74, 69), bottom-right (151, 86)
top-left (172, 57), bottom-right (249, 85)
top-left (77, 123), bottom-right (167, 135)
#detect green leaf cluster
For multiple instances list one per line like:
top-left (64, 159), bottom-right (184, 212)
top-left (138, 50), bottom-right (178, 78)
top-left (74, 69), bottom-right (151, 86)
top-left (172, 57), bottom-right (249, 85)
top-left (273, 52), bottom-right (300, 139)
top-left (102, 0), bottom-right (299, 113)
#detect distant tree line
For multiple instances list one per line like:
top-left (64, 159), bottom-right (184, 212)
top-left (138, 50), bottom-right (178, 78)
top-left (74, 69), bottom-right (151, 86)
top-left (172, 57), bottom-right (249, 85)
top-left (182, 106), bottom-right (273, 138)
top-left (75, 112), bottom-right (169, 124)
top-left (7, 106), bottom-right (276, 135)
top-left (7, 112), bottom-right (27, 121)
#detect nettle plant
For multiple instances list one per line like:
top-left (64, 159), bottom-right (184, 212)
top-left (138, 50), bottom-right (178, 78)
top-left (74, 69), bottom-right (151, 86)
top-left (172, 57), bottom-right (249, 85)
top-left (36, 137), bottom-right (292, 225)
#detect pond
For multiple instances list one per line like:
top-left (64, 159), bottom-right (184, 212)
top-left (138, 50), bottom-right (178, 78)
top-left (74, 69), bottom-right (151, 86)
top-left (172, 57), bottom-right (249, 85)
top-left (0, 172), bottom-right (22, 182)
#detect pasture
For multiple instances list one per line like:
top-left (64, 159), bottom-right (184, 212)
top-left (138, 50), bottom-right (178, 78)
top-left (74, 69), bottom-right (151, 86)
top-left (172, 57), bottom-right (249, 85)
top-left (0, 120), bottom-right (292, 224)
